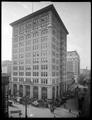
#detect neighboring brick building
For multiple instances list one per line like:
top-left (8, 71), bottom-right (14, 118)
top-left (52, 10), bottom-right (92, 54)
top-left (67, 51), bottom-right (80, 84)
top-left (10, 4), bottom-right (68, 100)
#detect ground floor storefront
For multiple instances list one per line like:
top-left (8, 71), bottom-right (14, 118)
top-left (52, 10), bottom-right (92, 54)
top-left (10, 83), bottom-right (61, 100)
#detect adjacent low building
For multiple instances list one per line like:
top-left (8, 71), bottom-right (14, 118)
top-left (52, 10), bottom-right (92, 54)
top-left (1, 73), bottom-right (10, 118)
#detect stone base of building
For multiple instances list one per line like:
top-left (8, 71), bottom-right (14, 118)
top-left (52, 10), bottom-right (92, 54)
top-left (10, 83), bottom-right (61, 100)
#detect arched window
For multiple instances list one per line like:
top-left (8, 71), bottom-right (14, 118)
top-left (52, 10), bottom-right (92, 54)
top-left (25, 85), bottom-right (30, 97)
top-left (33, 86), bottom-right (38, 99)
top-left (13, 84), bottom-right (17, 96)
top-left (19, 85), bottom-right (23, 97)
top-left (41, 87), bottom-right (47, 100)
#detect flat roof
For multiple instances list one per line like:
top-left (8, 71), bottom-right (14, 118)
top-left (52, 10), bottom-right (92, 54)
top-left (10, 4), bottom-right (68, 34)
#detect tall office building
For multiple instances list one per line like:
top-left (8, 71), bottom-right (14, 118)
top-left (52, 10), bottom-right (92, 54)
top-left (67, 51), bottom-right (80, 83)
top-left (10, 5), bottom-right (68, 100)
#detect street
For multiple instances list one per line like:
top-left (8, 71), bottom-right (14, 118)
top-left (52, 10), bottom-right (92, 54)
top-left (8, 98), bottom-right (79, 118)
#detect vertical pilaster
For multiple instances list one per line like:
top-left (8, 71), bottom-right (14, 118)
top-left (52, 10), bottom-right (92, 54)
top-left (47, 87), bottom-right (52, 99)
top-left (23, 85), bottom-right (25, 96)
top-left (30, 86), bottom-right (33, 98)
top-left (38, 87), bottom-right (41, 99)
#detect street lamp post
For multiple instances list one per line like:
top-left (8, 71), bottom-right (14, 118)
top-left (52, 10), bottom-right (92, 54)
top-left (24, 96), bottom-right (28, 118)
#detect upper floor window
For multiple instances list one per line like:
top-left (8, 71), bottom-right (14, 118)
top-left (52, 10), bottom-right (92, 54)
top-left (25, 72), bottom-right (31, 76)
top-left (19, 72), bottom-right (24, 76)
top-left (25, 46), bottom-right (31, 51)
top-left (25, 59), bottom-right (31, 64)
top-left (26, 33), bottom-right (31, 39)
top-left (13, 61), bottom-right (18, 65)
top-left (19, 78), bottom-right (24, 82)
top-left (19, 54), bottom-right (24, 59)
top-left (19, 60), bottom-right (24, 65)
top-left (25, 40), bottom-right (31, 46)
top-left (13, 77), bottom-right (18, 82)
top-left (19, 66), bottom-right (24, 70)
top-left (41, 28), bottom-right (48, 35)
top-left (13, 66), bottom-right (18, 70)
top-left (13, 72), bottom-right (18, 76)
top-left (19, 47), bottom-right (24, 53)
top-left (13, 27), bottom-right (18, 36)
top-left (19, 36), bottom-right (24, 42)
top-left (25, 65), bottom-right (31, 70)
top-left (25, 52), bottom-right (31, 58)
top-left (25, 22), bottom-right (32, 32)
top-left (19, 42), bottom-right (24, 47)
top-left (13, 37), bottom-right (18, 43)
top-left (19, 24), bottom-right (24, 34)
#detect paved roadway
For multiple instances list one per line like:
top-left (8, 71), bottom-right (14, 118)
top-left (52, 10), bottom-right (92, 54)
top-left (8, 98), bottom-right (79, 118)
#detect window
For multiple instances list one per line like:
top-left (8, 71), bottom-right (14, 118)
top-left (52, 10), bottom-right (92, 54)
top-left (41, 79), bottom-right (48, 84)
top-left (13, 77), bottom-right (18, 82)
top-left (41, 43), bottom-right (47, 49)
top-left (13, 37), bottom-right (18, 43)
top-left (13, 66), bottom-right (18, 70)
top-left (13, 54), bottom-right (18, 59)
top-left (25, 78), bottom-right (31, 83)
top-left (41, 65), bottom-right (48, 70)
top-left (25, 46), bottom-right (31, 51)
top-left (41, 29), bottom-right (48, 35)
top-left (19, 78), bottom-right (24, 82)
top-left (41, 57), bottom-right (48, 63)
top-left (13, 72), bottom-right (18, 76)
top-left (33, 31), bottom-right (39, 38)
top-left (52, 72), bottom-right (55, 76)
top-left (19, 36), bottom-right (24, 42)
top-left (25, 22), bottom-right (32, 32)
top-left (33, 78), bottom-right (39, 83)
top-left (13, 27), bottom-right (18, 36)
top-left (19, 72), bottom-right (24, 76)
top-left (41, 72), bottom-right (48, 76)
top-left (19, 54), bottom-right (24, 59)
top-left (25, 59), bottom-right (31, 64)
top-left (19, 66), bottom-right (24, 70)
top-left (33, 18), bottom-right (38, 30)
top-left (33, 51), bottom-right (39, 57)
top-left (33, 65), bottom-right (39, 70)
top-left (25, 53), bottom-right (31, 58)
top-left (13, 61), bottom-right (18, 65)
top-left (41, 50), bottom-right (47, 56)
top-left (41, 36), bottom-right (47, 42)
top-left (25, 40), bottom-right (31, 46)
top-left (40, 15), bottom-right (49, 28)
top-left (19, 42), bottom-right (24, 47)
top-left (33, 45), bottom-right (39, 50)
top-left (19, 47), bottom-right (24, 53)
top-left (25, 66), bottom-right (31, 70)
top-left (19, 24), bottom-right (24, 34)
top-left (26, 72), bottom-right (31, 76)
top-left (26, 33), bottom-right (31, 39)
top-left (33, 72), bottom-right (39, 76)
top-left (19, 60), bottom-right (24, 65)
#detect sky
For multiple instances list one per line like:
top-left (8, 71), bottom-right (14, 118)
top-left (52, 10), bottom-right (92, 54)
top-left (2, 2), bottom-right (91, 69)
